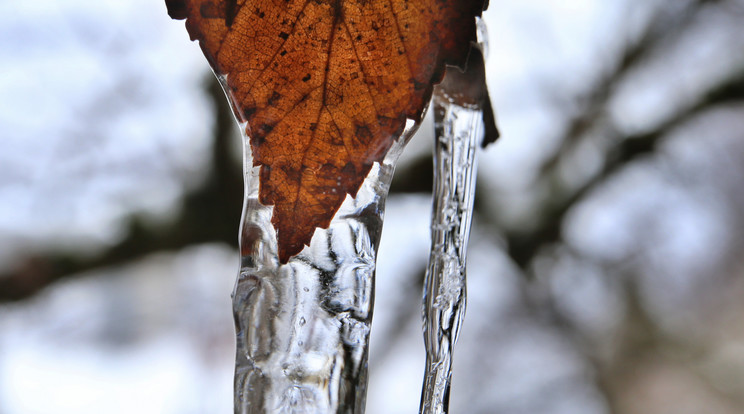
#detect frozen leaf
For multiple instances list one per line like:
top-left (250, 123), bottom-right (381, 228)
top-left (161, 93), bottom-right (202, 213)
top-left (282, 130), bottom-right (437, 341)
top-left (166, 0), bottom-right (489, 262)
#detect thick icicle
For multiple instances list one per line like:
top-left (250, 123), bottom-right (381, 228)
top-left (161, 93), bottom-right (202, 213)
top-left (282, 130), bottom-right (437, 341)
top-left (233, 120), bottom-right (417, 413)
top-left (419, 89), bottom-right (483, 414)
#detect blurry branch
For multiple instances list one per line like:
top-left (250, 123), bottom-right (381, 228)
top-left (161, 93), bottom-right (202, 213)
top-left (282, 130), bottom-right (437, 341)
top-left (390, 155), bottom-right (433, 194)
top-left (506, 69), bottom-right (744, 270)
top-left (503, 0), bottom-right (744, 270)
top-left (596, 277), bottom-right (744, 413)
top-left (495, 2), bottom-right (744, 410)
top-left (537, 0), bottom-right (703, 177)
top-left (0, 78), bottom-right (243, 303)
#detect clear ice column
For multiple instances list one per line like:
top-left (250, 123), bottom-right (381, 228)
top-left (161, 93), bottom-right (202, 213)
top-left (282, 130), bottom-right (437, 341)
top-left (232, 125), bottom-right (414, 413)
top-left (419, 88), bottom-right (483, 414)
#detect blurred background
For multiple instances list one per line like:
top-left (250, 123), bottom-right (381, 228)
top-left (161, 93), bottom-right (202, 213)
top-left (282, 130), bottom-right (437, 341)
top-left (2, 0), bottom-right (744, 413)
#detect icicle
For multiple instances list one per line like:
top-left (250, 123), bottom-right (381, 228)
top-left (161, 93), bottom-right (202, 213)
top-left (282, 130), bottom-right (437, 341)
top-left (232, 120), bottom-right (418, 413)
top-left (419, 81), bottom-right (483, 414)
top-left (418, 18), bottom-right (491, 413)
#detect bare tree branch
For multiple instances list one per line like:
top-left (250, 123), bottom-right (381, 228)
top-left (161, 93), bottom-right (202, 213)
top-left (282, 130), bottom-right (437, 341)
top-left (0, 77), bottom-right (243, 302)
top-left (503, 0), bottom-right (744, 270)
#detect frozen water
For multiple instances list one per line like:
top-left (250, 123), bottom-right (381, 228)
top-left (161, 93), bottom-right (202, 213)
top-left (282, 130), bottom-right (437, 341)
top-left (420, 91), bottom-right (482, 413)
top-left (232, 119), bottom-right (419, 412)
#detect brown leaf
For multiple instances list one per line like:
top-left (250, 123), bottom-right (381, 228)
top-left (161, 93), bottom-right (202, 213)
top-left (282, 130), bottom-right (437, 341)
top-left (167, 0), bottom-right (488, 262)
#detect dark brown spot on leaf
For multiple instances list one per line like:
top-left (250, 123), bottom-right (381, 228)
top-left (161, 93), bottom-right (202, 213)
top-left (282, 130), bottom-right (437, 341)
top-left (267, 91), bottom-right (281, 106)
top-left (225, 0), bottom-right (237, 26)
top-left (242, 106), bottom-right (256, 120)
top-left (354, 123), bottom-right (373, 146)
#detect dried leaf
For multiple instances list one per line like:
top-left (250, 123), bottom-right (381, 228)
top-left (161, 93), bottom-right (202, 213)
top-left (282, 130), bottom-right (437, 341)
top-left (167, 0), bottom-right (488, 262)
